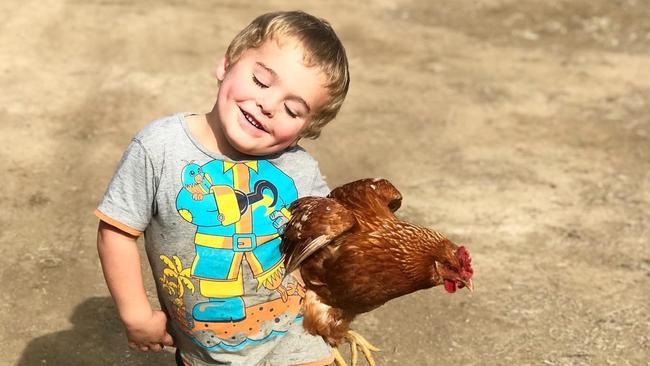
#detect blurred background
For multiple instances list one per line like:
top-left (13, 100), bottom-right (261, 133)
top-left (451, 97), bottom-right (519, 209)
top-left (1, 0), bottom-right (648, 365)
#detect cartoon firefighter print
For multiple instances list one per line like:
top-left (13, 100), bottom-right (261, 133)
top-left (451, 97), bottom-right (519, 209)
top-left (171, 159), bottom-right (305, 351)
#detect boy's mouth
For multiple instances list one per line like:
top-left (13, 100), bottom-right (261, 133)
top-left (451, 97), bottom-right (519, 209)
top-left (240, 108), bottom-right (267, 132)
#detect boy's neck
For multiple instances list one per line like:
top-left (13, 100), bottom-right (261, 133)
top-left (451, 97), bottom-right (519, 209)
top-left (187, 111), bottom-right (240, 159)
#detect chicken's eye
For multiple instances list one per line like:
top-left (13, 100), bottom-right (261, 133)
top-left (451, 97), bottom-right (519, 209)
top-left (190, 171), bottom-right (195, 176)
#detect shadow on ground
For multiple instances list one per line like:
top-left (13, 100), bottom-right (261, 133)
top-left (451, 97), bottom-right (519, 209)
top-left (17, 297), bottom-right (175, 366)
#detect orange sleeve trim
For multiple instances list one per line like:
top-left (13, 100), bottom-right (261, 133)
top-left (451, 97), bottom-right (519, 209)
top-left (290, 353), bottom-right (335, 366)
top-left (94, 209), bottom-right (143, 237)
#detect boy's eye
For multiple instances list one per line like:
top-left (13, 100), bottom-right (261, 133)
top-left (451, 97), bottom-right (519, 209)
top-left (252, 75), bottom-right (268, 88)
top-left (284, 105), bottom-right (298, 118)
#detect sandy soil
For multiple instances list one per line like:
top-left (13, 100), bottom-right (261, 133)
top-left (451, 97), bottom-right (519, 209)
top-left (1, 1), bottom-right (648, 365)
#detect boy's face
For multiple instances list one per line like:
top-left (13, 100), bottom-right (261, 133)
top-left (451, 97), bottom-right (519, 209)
top-left (215, 37), bottom-right (329, 156)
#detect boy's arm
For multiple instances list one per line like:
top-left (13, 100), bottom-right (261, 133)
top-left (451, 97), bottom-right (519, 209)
top-left (97, 220), bottom-right (174, 351)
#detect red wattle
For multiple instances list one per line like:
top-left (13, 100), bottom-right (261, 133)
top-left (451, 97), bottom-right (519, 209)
top-left (444, 280), bottom-right (457, 293)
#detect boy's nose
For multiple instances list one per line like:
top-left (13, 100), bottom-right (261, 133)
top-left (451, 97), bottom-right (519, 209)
top-left (256, 90), bottom-right (282, 118)
top-left (257, 101), bottom-right (273, 118)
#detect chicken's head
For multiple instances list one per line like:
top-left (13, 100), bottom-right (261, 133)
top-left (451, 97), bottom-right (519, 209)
top-left (435, 246), bottom-right (474, 293)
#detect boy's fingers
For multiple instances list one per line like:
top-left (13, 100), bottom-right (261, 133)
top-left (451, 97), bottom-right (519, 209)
top-left (139, 345), bottom-right (149, 352)
top-left (163, 333), bottom-right (175, 346)
top-left (149, 343), bottom-right (163, 352)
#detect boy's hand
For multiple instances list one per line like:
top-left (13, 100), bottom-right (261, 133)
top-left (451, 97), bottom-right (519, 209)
top-left (124, 310), bottom-right (174, 352)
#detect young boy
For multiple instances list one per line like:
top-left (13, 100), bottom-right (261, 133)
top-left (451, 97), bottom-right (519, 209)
top-left (95, 11), bottom-right (349, 366)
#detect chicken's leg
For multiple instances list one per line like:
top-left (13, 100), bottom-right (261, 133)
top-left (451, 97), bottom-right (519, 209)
top-left (333, 330), bottom-right (380, 366)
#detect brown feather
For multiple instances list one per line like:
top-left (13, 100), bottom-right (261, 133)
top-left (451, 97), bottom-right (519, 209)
top-left (281, 197), bottom-right (356, 274)
top-left (280, 178), bottom-right (473, 346)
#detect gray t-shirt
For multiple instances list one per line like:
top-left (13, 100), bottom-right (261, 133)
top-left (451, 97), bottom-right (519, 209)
top-left (96, 113), bottom-right (333, 366)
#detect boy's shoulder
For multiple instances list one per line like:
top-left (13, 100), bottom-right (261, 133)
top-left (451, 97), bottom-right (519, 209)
top-left (273, 145), bottom-right (319, 167)
top-left (132, 113), bottom-right (185, 145)
top-left (267, 145), bottom-right (324, 188)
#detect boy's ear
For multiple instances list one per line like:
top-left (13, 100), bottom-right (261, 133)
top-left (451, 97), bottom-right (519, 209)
top-left (214, 56), bottom-right (229, 81)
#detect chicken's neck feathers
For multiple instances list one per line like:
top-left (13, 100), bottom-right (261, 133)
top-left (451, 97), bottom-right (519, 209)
top-left (386, 221), bottom-right (456, 286)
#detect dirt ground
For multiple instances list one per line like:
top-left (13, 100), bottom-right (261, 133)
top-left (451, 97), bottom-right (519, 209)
top-left (1, 0), bottom-right (648, 365)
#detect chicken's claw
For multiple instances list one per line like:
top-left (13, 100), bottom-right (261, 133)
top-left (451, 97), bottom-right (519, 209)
top-left (333, 347), bottom-right (347, 366)
top-left (334, 330), bottom-right (380, 366)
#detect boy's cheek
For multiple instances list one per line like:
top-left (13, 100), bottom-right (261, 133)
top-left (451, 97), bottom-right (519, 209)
top-left (278, 124), bottom-right (307, 142)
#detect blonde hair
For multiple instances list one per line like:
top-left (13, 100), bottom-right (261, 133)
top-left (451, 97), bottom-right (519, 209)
top-left (225, 11), bottom-right (350, 139)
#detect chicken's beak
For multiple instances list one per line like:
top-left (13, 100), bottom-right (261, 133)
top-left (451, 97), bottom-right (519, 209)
top-left (463, 279), bottom-right (474, 293)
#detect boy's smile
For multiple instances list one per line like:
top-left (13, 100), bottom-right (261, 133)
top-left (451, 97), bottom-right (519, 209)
top-left (213, 37), bottom-right (329, 156)
top-left (240, 107), bottom-right (267, 133)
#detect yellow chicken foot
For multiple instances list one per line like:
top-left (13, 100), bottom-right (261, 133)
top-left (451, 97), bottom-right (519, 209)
top-left (332, 347), bottom-right (347, 366)
top-left (334, 330), bottom-right (380, 366)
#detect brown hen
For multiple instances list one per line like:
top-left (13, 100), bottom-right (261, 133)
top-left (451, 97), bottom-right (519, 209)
top-left (281, 178), bottom-right (474, 366)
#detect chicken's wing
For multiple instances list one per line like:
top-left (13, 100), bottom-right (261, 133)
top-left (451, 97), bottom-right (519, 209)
top-left (328, 178), bottom-right (402, 218)
top-left (282, 197), bottom-right (356, 274)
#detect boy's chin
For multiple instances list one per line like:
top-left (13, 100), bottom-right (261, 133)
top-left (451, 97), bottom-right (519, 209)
top-left (225, 139), bottom-right (270, 157)
top-left (228, 138), bottom-right (295, 157)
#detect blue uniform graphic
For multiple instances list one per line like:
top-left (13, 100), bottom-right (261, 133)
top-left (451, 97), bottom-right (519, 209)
top-left (176, 160), bottom-right (296, 323)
